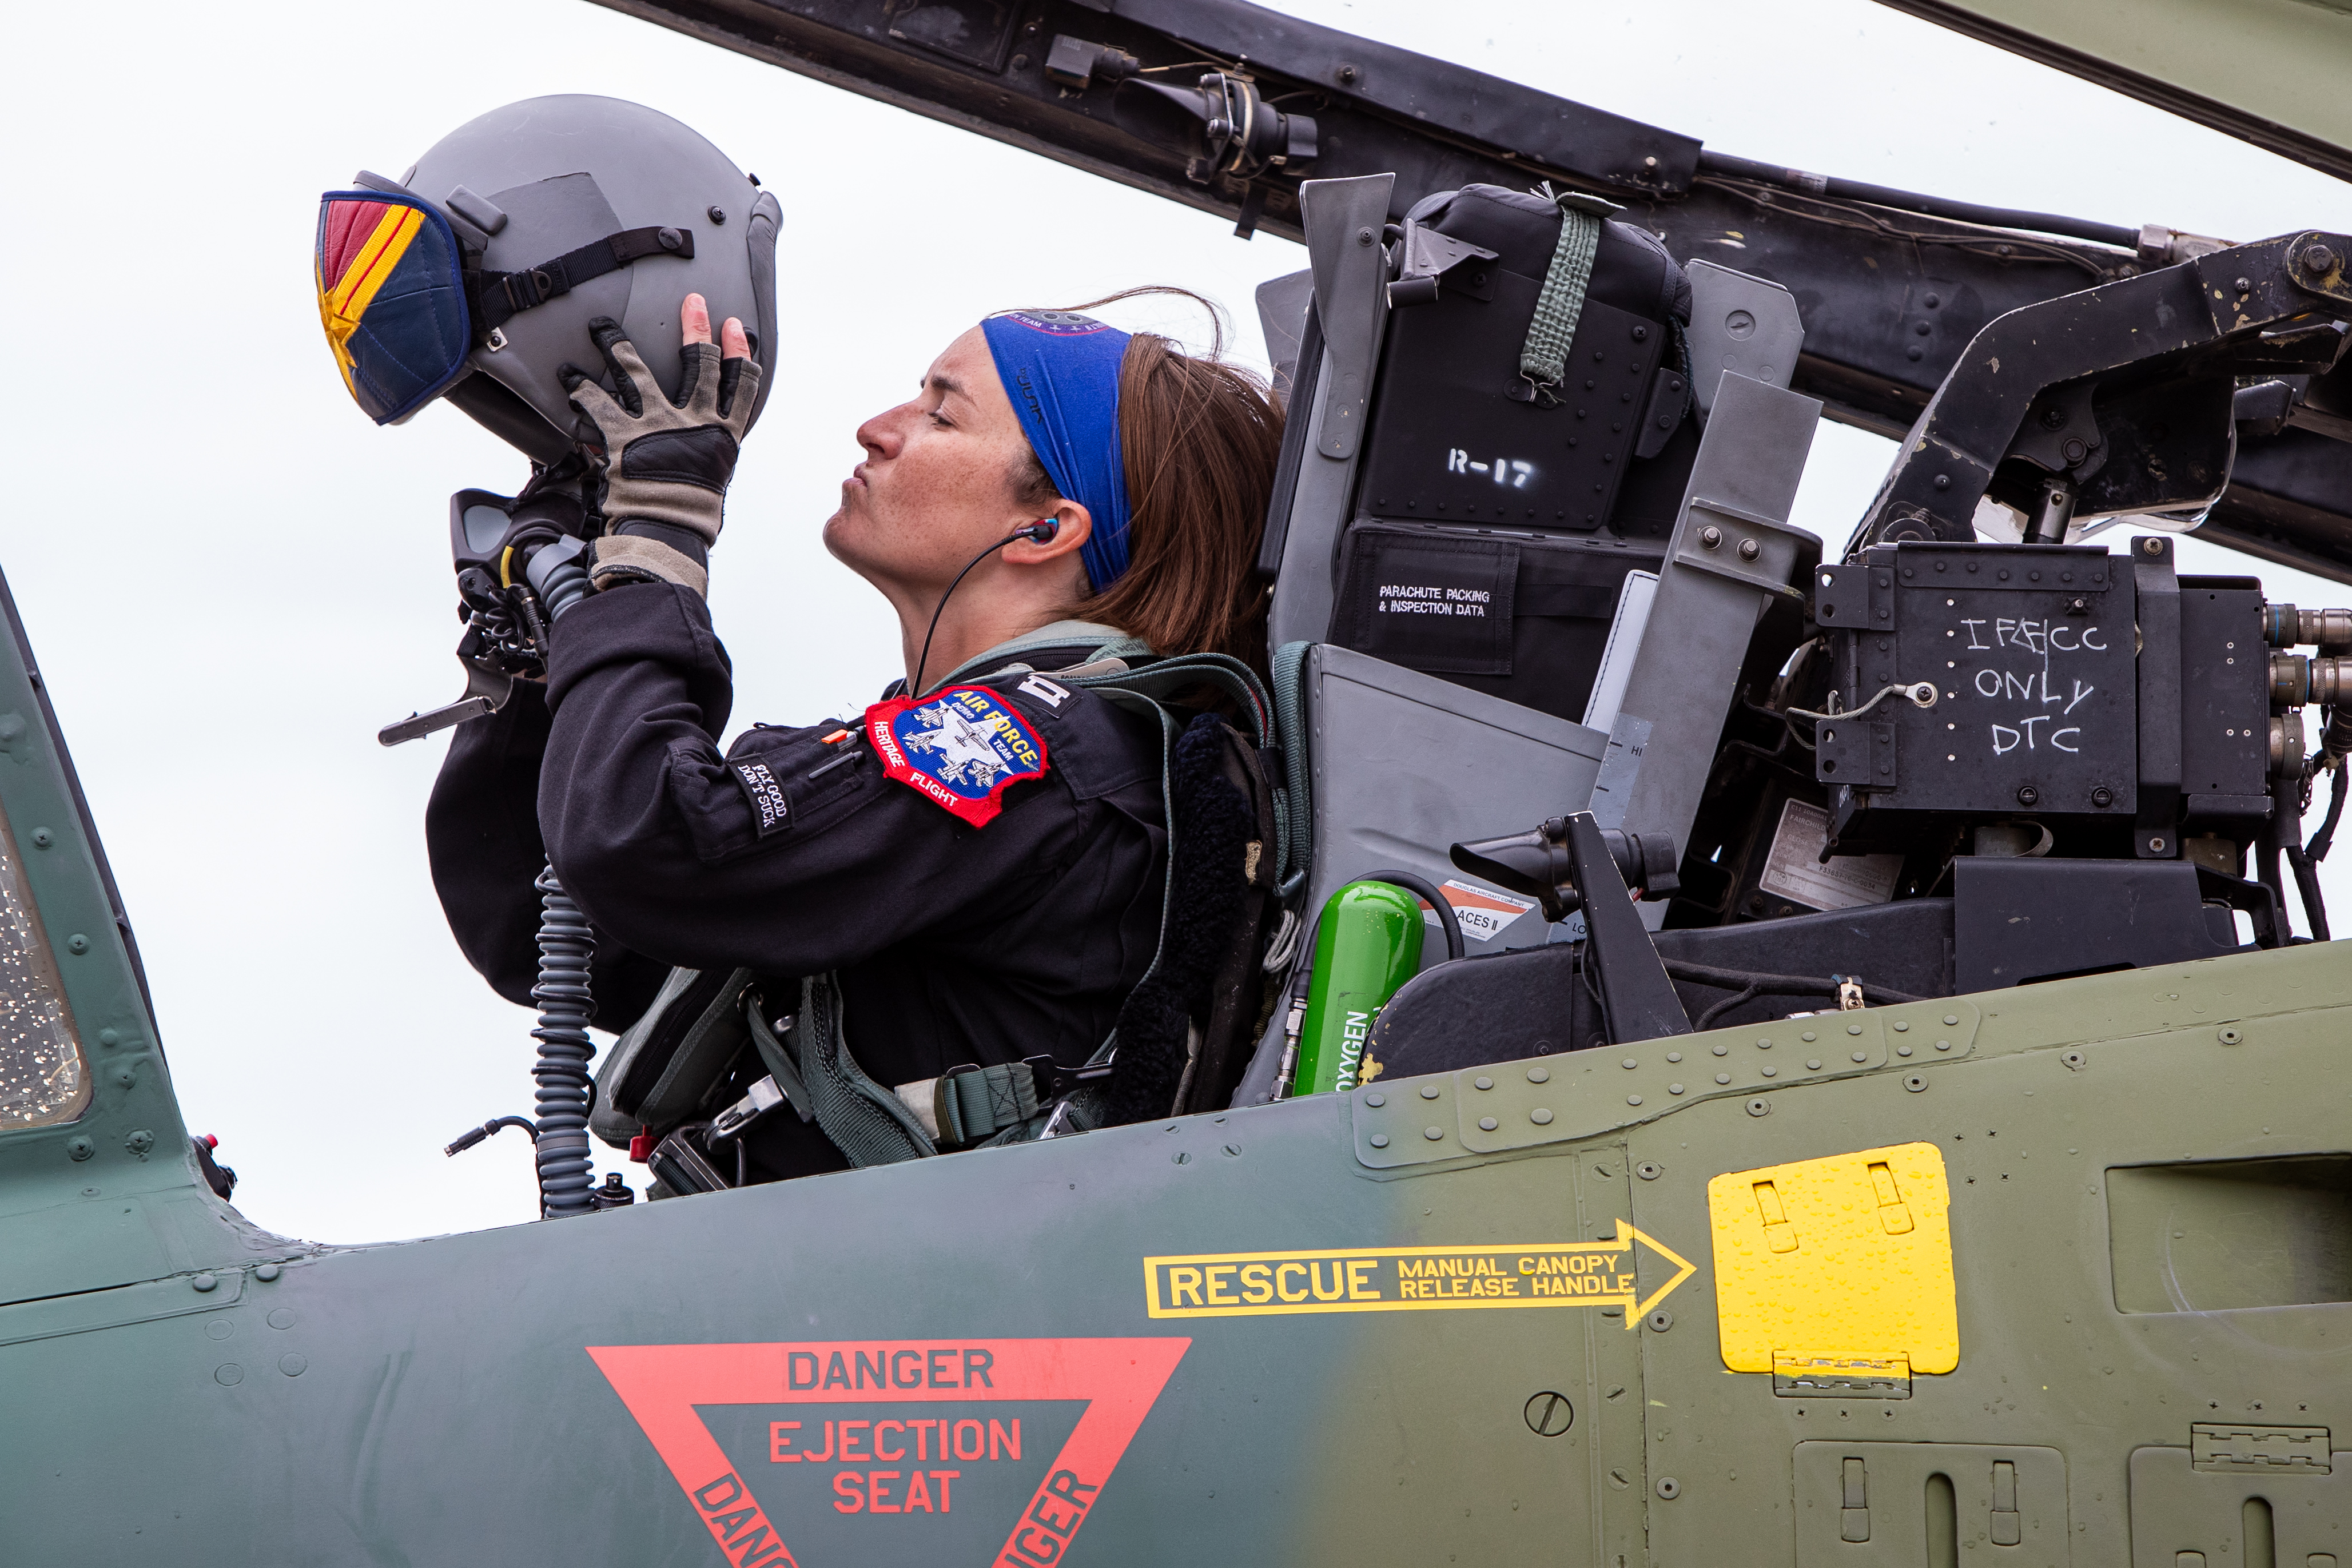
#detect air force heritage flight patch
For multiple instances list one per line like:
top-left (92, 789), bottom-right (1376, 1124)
top-left (865, 687), bottom-right (1050, 828)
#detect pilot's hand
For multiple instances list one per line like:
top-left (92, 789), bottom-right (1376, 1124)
top-left (560, 294), bottom-right (759, 594)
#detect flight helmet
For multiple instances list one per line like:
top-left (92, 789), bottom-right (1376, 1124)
top-left (317, 95), bottom-right (778, 463)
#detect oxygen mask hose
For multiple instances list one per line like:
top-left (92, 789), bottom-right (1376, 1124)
top-left (437, 523), bottom-right (606, 1217)
top-left (529, 864), bottom-right (599, 1215)
top-left (526, 543), bottom-right (600, 1216)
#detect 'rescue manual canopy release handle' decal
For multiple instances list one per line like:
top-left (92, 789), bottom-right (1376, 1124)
top-left (1143, 1221), bottom-right (1697, 1326)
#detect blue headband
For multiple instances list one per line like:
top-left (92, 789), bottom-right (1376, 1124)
top-left (982, 311), bottom-right (1133, 591)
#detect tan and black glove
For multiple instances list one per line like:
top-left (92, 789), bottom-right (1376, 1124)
top-left (560, 316), bottom-right (761, 596)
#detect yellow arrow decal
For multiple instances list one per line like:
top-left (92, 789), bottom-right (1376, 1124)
top-left (1142, 1221), bottom-right (1698, 1324)
top-left (1626, 1222), bottom-right (1698, 1321)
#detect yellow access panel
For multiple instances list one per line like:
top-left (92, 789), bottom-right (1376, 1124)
top-left (1706, 1141), bottom-right (1958, 1375)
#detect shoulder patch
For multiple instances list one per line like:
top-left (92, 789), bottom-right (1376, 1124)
top-left (864, 686), bottom-right (1050, 827)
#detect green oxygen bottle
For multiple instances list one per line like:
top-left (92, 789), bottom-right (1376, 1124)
top-left (1293, 881), bottom-right (1426, 1096)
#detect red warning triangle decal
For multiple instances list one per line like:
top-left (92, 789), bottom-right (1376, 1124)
top-left (588, 1337), bottom-right (1190, 1567)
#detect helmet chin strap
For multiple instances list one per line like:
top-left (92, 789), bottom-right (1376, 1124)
top-left (910, 519), bottom-right (1061, 699)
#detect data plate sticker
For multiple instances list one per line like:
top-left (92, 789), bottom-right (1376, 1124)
top-left (1436, 879), bottom-right (1539, 942)
top-left (1759, 798), bottom-right (1903, 912)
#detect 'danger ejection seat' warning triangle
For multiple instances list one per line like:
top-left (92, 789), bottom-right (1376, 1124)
top-left (589, 1338), bottom-right (1190, 1567)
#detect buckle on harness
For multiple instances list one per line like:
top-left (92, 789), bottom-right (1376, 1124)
top-left (504, 265), bottom-right (563, 313)
top-left (711, 1074), bottom-right (787, 1140)
top-left (925, 1056), bottom-right (1112, 1147)
top-left (1015, 1054), bottom-right (1113, 1101)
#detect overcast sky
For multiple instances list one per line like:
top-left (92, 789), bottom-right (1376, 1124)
top-left (1, 0), bottom-right (2346, 1244)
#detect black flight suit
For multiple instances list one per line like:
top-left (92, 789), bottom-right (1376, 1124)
top-left (425, 579), bottom-right (1168, 1180)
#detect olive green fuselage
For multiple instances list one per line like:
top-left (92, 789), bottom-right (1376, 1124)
top-left (2, 895), bottom-right (2341, 1562)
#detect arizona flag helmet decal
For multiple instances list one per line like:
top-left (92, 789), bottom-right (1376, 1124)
top-left (315, 190), bottom-right (471, 424)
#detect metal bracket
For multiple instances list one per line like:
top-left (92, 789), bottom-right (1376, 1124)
top-left (1299, 174), bottom-right (1395, 461)
top-left (1387, 218), bottom-right (1497, 307)
top-left (1814, 562), bottom-right (1898, 632)
top-left (2009, 379), bottom-right (2106, 481)
top-left (2198, 232), bottom-right (2352, 331)
top-left (1634, 361), bottom-right (1690, 459)
top-left (1816, 719), bottom-right (1897, 793)
top-left (1673, 498), bottom-right (1813, 595)
top-left (1682, 259), bottom-right (1805, 426)
top-left (1854, 231), bottom-right (2352, 548)
top-left (2134, 536), bottom-right (2183, 857)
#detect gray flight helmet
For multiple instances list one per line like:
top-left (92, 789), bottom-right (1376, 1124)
top-left (393, 95), bottom-right (778, 464)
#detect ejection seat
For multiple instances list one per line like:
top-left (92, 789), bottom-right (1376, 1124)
top-left (1229, 173), bottom-right (1824, 1101)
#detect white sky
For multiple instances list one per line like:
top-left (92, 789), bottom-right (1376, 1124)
top-left (1, 0), bottom-right (2346, 1244)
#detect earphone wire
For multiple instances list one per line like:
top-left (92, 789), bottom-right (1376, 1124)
top-left (909, 523), bottom-right (1054, 699)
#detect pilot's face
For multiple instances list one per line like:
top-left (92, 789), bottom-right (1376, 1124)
top-left (826, 326), bottom-right (1087, 606)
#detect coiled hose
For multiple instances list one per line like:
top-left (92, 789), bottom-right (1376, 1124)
top-left (529, 863), bottom-right (598, 1216)
top-left (528, 542), bottom-right (599, 1215)
top-left (440, 533), bottom-right (605, 1216)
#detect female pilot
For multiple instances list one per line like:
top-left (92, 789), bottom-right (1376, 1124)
top-left (427, 290), bottom-right (1283, 1183)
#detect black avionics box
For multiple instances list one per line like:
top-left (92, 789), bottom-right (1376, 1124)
top-left (1812, 540), bottom-right (2269, 854)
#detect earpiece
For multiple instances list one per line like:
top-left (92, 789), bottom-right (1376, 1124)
top-left (911, 518), bottom-right (1066, 696)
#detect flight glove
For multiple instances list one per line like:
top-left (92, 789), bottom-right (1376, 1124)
top-left (560, 316), bottom-right (761, 596)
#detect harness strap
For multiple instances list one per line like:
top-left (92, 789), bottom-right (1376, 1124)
top-left (1073, 648), bottom-right (1304, 900)
top-left (790, 973), bottom-right (937, 1167)
top-left (941, 1061), bottom-right (1040, 1144)
top-left (1064, 652), bottom-right (1273, 748)
top-left (1000, 654), bottom-right (1295, 1140)
top-left (1269, 640), bottom-right (1315, 898)
top-left (742, 994), bottom-right (815, 1123)
top-left (919, 620), bottom-right (1148, 697)
top-left (822, 644), bottom-right (1288, 1155)
top-left (468, 225), bottom-right (697, 338)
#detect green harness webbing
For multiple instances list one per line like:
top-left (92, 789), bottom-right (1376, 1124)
top-left (753, 982), bottom-right (1054, 1162)
top-left (1269, 640), bottom-right (1315, 902)
top-left (1518, 200), bottom-right (1602, 401)
top-left (915, 619), bottom-right (1154, 697)
top-left (782, 973), bottom-right (938, 1165)
top-left (934, 1060), bottom-right (1045, 1144)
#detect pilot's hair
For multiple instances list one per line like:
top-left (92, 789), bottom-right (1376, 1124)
top-left (1013, 286), bottom-right (1282, 679)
